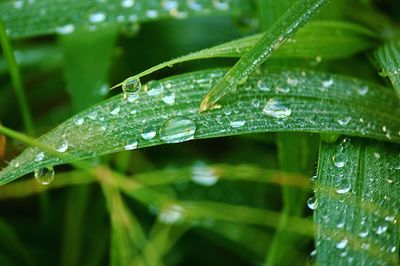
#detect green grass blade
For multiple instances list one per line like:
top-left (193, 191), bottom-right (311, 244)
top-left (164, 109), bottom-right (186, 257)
top-left (0, 19), bottom-right (34, 135)
top-left (199, 0), bottom-right (329, 112)
top-left (376, 40), bottom-right (400, 98)
top-left (0, 0), bottom-right (247, 39)
top-left (315, 137), bottom-right (400, 265)
top-left (0, 69), bottom-right (400, 185)
top-left (112, 20), bottom-right (376, 89)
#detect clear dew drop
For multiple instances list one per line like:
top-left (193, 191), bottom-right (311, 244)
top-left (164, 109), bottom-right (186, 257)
top-left (358, 86), bottom-right (368, 96)
top-left (337, 116), bottom-right (352, 126)
top-left (307, 197), bottom-right (317, 210)
top-left (55, 137), bottom-right (69, 153)
top-left (263, 98), bottom-right (292, 118)
top-left (192, 161), bottom-right (219, 186)
top-left (187, 0), bottom-right (202, 10)
top-left (35, 151), bottom-right (45, 162)
top-left (162, 0), bottom-right (178, 10)
top-left (146, 80), bottom-right (164, 96)
top-left (160, 117), bottom-right (196, 143)
top-left (55, 24), bottom-right (75, 35)
top-left (336, 238), bottom-right (348, 249)
top-left (229, 120), bottom-right (246, 128)
top-left (122, 77), bottom-right (141, 99)
top-left (251, 98), bottom-right (260, 107)
top-left (359, 230), bottom-right (369, 238)
top-left (141, 126), bottom-right (156, 140)
top-left (257, 80), bottom-right (270, 91)
top-left (123, 139), bottom-right (138, 150)
top-left (159, 204), bottom-right (184, 224)
top-left (121, 0), bottom-right (134, 8)
top-left (162, 91), bottom-right (176, 105)
top-left (376, 224), bottom-right (388, 235)
top-left (74, 117), bottom-right (84, 126)
top-left (332, 154), bottom-right (346, 168)
top-left (108, 104), bottom-right (120, 115)
top-left (336, 181), bottom-right (351, 194)
top-left (34, 167), bottom-right (55, 185)
top-left (286, 77), bottom-right (299, 86)
top-left (88, 111), bottom-right (98, 120)
top-left (89, 12), bottom-right (106, 23)
top-left (212, 0), bottom-right (229, 10)
top-left (321, 79), bottom-right (334, 88)
top-left (374, 152), bottom-right (381, 159)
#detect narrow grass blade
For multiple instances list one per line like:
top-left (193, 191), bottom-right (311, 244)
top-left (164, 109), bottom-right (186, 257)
top-left (315, 137), bottom-right (400, 265)
top-left (0, 0), bottom-right (247, 39)
top-left (199, 0), bottom-right (329, 112)
top-left (376, 40), bottom-right (400, 98)
top-left (0, 19), bottom-right (34, 135)
top-left (112, 20), bottom-right (376, 89)
top-left (0, 69), bottom-right (400, 185)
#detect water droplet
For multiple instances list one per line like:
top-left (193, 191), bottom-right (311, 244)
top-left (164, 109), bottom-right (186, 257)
top-left (146, 10), bottom-right (159, 18)
top-left (332, 154), bottom-right (346, 168)
top-left (359, 230), bottom-right (369, 238)
top-left (337, 117), bottom-right (352, 126)
top-left (385, 216), bottom-right (396, 223)
top-left (122, 77), bottom-right (141, 99)
top-left (56, 137), bottom-right (68, 153)
top-left (228, 119), bottom-right (245, 128)
top-left (146, 80), bottom-right (164, 96)
top-left (108, 104), bottom-right (120, 115)
top-left (358, 86), bottom-right (368, 96)
top-left (251, 98), bottom-right (260, 107)
top-left (34, 167), bottom-right (55, 185)
top-left (121, 0), bottom-right (134, 8)
top-left (160, 117), bottom-right (196, 143)
top-left (275, 87), bottom-right (290, 94)
top-left (88, 111), bottom-right (98, 120)
top-left (162, 0), bottom-right (178, 10)
top-left (390, 246), bottom-right (397, 253)
top-left (74, 117), bottom-right (84, 125)
top-left (123, 139), bottom-right (138, 150)
top-left (89, 12), bottom-right (106, 23)
top-left (336, 238), bottom-right (348, 249)
top-left (55, 24), bottom-right (75, 35)
top-left (141, 126), bottom-right (156, 140)
top-left (212, 0), bottom-right (229, 10)
top-left (35, 151), bottom-right (45, 162)
top-left (376, 224), bottom-right (388, 235)
top-left (374, 152), bottom-right (380, 159)
top-left (13, 0), bottom-right (23, 8)
top-left (159, 204), bottom-right (184, 224)
top-left (286, 77), bottom-right (299, 86)
top-left (307, 197), bottom-right (317, 210)
top-left (322, 79), bottom-right (334, 88)
top-left (336, 181), bottom-right (351, 194)
top-left (263, 99), bottom-right (292, 118)
top-left (257, 80), bottom-right (270, 91)
top-left (187, 0), bottom-right (202, 10)
top-left (192, 161), bottom-right (219, 186)
top-left (162, 91), bottom-right (176, 105)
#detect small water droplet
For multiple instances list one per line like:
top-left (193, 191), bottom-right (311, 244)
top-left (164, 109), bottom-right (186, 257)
top-left (337, 117), bottom-right (352, 126)
top-left (307, 197), bottom-right (317, 210)
top-left (187, 0), bottom-right (202, 10)
top-left (322, 79), bottom-right (334, 88)
top-left (121, 0), bottom-right (134, 8)
top-left (55, 24), bottom-right (75, 35)
top-left (332, 154), bottom-right (346, 168)
top-left (359, 230), bottom-right (369, 238)
top-left (251, 98), bottom-right (260, 107)
top-left (35, 151), bottom-right (45, 162)
top-left (162, 91), bottom-right (176, 105)
top-left (336, 238), bottom-right (348, 249)
top-left (385, 216), bottom-right (396, 223)
top-left (122, 77), bottom-right (141, 99)
top-left (146, 10), bottom-right (159, 18)
top-left (212, 0), bottom-right (229, 10)
top-left (74, 117), bottom-right (84, 125)
top-left (286, 77), bottom-right (299, 86)
top-left (141, 126), bottom-right (156, 140)
top-left (374, 152), bottom-right (381, 159)
top-left (162, 0), bottom-right (178, 10)
top-left (390, 246), bottom-right (397, 253)
top-left (146, 80), bottom-right (164, 96)
top-left (160, 117), bottom-right (196, 143)
top-left (123, 139), bottom-right (138, 150)
top-left (108, 104), bottom-right (120, 115)
top-left (88, 111), bottom-right (98, 120)
top-left (257, 80), bottom-right (270, 91)
top-left (159, 204), bottom-right (184, 224)
top-left (358, 86), bottom-right (368, 96)
top-left (192, 161), bottom-right (219, 186)
top-left (34, 167), bottom-right (55, 185)
top-left (376, 224), bottom-right (388, 235)
top-left (263, 99), bottom-right (291, 118)
top-left (229, 120), bottom-right (246, 128)
top-left (275, 87), bottom-right (290, 94)
top-left (336, 181), bottom-right (351, 194)
top-left (89, 12), bottom-right (106, 23)
top-left (56, 137), bottom-right (68, 153)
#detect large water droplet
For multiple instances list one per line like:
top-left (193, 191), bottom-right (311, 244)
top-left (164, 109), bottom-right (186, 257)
top-left (146, 80), bottom-right (164, 96)
top-left (141, 126), bottom-right (156, 140)
top-left (332, 154), bottom-right (346, 168)
top-left (192, 161), bottom-right (218, 186)
top-left (160, 117), bottom-right (196, 143)
top-left (122, 77), bottom-right (141, 99)
top-left (336, 180), bottom-right (351, 194)
top-left (56, 137), bottom-right (69, 153)
top-left (34, 167), bottom-right (55, 185)
top-left (307, 197), bottom-right (317, 210)
top-left (336, 238), bottom-right (348, 249)
top-left (263, 99), bottom-right (292, 118)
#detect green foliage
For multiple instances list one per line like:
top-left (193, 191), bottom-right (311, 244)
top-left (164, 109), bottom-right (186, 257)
top-left (0, 0), bottom-right (400, 265)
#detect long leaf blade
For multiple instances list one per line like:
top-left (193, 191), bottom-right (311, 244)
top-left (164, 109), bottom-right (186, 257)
top-left (1, 69), bottom-right (399, 185)
top-left (376, 40), bottom-right (400, 98)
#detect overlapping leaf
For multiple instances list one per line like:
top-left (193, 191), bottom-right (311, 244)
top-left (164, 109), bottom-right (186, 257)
top-left (376, 40), bottom-right (400, 98)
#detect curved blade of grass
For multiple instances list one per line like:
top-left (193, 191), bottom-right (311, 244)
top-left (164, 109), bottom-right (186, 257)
top-left (1, 69), bottom-right (400, 185)
top-left (0, 0), bottom-right (247, 39)
top-left (314, 137), bottom-right (400, 265)
top-left (376, 40), bottom-right (400, 98)
top-left (199, 0), bottom-right (329, 112)
top-left (112, 20), bottom-right (376, 89)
